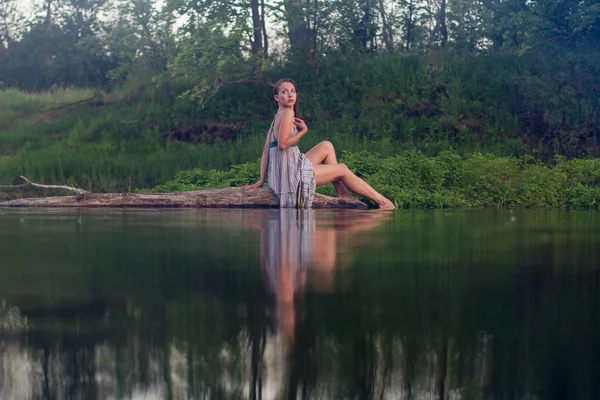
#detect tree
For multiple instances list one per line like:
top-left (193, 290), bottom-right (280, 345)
top-left (427, 0), bottom-right (448, 49)
top-left (169, 0), bottom-right (268, 77)
top-left (59, 0), bottom-right (107, 38)
top-left (482, 0), bottom-right (528, 51)
top-left (397, 0), bottom-right (428, 50)
top-left (107, 0), bottom-right (175, 83)
top-left (330, 0), bottom-right (378, 52)
top-left (0, 0), bottom-right (116, 89)
top-left (447, 0), bottom-right (490, 52)
top-left (0, 0), bottom-right (20, 50)
top-left (521, 0), bottom-right (600, 50)
top-left (377, 0), bottom-right (393, 50)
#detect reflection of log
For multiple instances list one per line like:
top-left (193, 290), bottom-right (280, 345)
top-left (0, 187), bottom-right (367, 209)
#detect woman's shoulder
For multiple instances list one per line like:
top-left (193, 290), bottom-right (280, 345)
top-left (279, 108), bottom-right (294, 118)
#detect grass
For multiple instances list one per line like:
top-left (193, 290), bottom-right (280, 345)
top-left (0, 130), bottom-right (412, 193)
top-left (149, 150), bottom-right (600, 210)
top-left (0, 88), bottom-right (97, 121)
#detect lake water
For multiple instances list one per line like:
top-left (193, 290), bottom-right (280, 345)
top-left (0, 208), bottom-right (599, 400)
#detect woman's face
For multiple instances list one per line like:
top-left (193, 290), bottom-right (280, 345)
top-left (275, 82), bottom-right (297, 109)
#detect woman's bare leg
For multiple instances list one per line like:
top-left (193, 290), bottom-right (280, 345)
top-left (306, 141), bottom-right (354, 200)
top-left (313, 164), bottom-right (396, 209)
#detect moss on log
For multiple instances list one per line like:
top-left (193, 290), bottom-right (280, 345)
top-left (0, 187), bottom-right (367, 209)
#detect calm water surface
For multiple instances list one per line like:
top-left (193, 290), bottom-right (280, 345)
top-left (0, 208), bottom-right (599, 400)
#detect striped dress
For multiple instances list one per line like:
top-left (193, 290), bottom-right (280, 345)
top-left (268, 110), bottom-right (316, 209)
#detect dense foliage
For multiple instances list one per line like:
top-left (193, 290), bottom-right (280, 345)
top-left (2, 0), bottom-right (599, 90)
top-left (150, 150), bottom-right (600, 209)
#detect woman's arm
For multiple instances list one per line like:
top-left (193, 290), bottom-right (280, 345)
top-left (257, 134), bottom-right (270, 182)
top-left (243, 130), bottom-right (271, 191)
top-left (278, 109), bottom-right (308, 150)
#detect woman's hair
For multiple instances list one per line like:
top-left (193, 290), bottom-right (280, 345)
top-left (273, 78), bottom-right (299, 117)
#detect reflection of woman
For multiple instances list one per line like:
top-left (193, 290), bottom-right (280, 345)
top-left (263, 210), bottom-right (313, 341)
top-left (244, 78), bottom-right (395, 210)
top-left (259, 209), bottom-right (392, 342)
top-left (242, 209), bottom-right (392, 398)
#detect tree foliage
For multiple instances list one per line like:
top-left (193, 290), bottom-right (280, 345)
top-left (0, 0), bottom-right (597, 91)
top-left (0, 0), bottom-right (598, 166)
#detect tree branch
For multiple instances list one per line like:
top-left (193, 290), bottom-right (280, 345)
top-left (0, 176), bottom-right (89, 195)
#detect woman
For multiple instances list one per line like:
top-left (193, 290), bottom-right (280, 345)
top-left (244, 78), bottom-right (396, 210)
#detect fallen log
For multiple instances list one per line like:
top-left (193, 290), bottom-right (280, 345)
top-left (0, 187), bottom-right (367, 209)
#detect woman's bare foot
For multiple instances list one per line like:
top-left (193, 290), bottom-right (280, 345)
top-left (377, 197), bottom-right (396, 210)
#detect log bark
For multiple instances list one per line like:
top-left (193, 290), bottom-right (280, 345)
top-left (0, 187), bottom-right (367, 209)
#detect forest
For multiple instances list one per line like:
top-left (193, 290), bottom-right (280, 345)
top-left (0, 0), bottom-right (599, 207)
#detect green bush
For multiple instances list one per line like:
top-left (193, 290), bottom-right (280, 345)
top-left (148, 150), bottom-right (600, 209)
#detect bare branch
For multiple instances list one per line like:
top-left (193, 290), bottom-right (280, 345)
top-left (0, 176), bottom-right (89, 195)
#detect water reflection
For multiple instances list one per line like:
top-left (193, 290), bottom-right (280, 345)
top-left (254, 210), bottom-right (393, 399)
top-left (0, 209), bottom-right (599, 399)
top-left (260, 210), bottom-right (392, 344)
top-left (0, 210), bottom-right (393, 400)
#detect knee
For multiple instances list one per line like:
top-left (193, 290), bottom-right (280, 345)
top-left (338, 163), bottom-right (350, 177)
top-left (321, 140), bottom-right (334, 151)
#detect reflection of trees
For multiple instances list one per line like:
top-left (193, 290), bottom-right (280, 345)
top-left (0, 210), bottom-right (599, 399)
top-left (0, 300), bottom-right (27, 331)
top-left (2, 264), bottom-right (599, 399)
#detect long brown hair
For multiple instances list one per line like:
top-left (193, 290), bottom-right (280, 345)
top-left (273, 78), bottom-right (300, 117)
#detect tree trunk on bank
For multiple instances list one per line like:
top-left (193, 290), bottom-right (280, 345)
top-left (0, 187), bottom-right (367, 209)
top-left (261, 0), bottom-right (268, 56)
top-left (440, 0), bottom-right (447, 48)
top-left (405, 0), bottom-right (415, 50)
top-left (285, 0), bottom-right (307, 48)
top-left (377, 0), bottom-right (393, 51)
top-left (250, 0), bottom-right (263, 55)
top-left (428, 0), bottom-right (447, 49)
top-left (284, 0), bottom-right (316, 64)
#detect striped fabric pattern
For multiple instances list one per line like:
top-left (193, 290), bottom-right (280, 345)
top-left (265, 209), bottom-right (315, 297)
top-left (268, 111), bottom-right (316, 209)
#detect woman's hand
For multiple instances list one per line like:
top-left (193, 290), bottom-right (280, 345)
top-left (293, 117), bottom-right (308, 132)
top-left (243, 180), bottom-right (264, 191)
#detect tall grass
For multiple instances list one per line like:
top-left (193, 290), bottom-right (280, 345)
top-left (0, 88), bottom-right (97, 120)
top-left (0, 128), bottom-right (412, 192)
